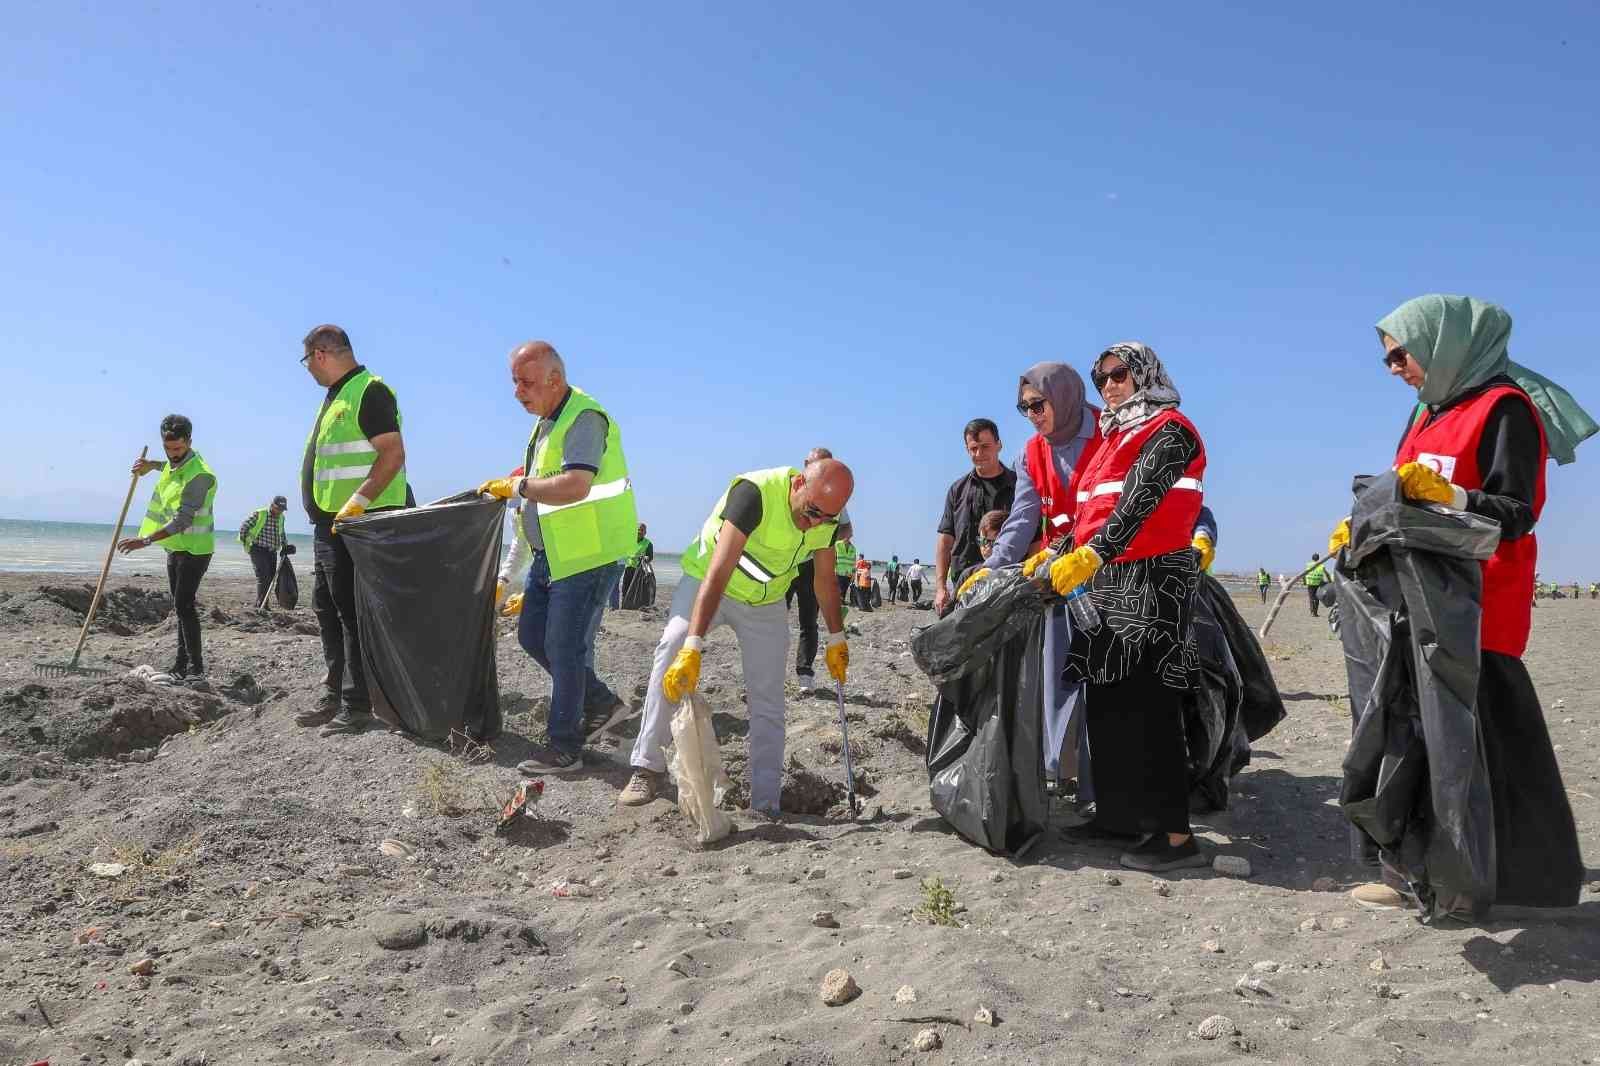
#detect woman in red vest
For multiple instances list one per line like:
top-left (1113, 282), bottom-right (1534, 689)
top-left (1046, 342), bottom-right (1211, 873)
top-left (1337, 295), bottom-right (1592, 913)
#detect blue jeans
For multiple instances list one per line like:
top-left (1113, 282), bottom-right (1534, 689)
top-left (582, 565), bottom-right (621, 709)
top-left (518, 553), bottom-right (620, 755)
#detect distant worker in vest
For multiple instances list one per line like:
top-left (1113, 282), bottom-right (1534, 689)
top-left (934, 418), bottom-right (1018, 616)
top-left (1330, 294), bottom-right (1591, 914)
top-left (1304, 553), bottom-right (1327, 617)
top-left (239, 495), bottom-right (289, 605)
top-left (613, 522), bottom-right (655, 609)
top-left (884, 555), bottom-right (901, 604)
top-left (1047, 342), bottom-right (1210, 872)
top-left (906, 558), bottom-right (926, 604)
top-left (294, 325), bottom-right (407, 737)
top-left (1257, 567), bottom-right (1271, 603)
top-left (1590, 582), bottom-right (1598, 600)
top-left (478, 341), bottom-right (637, 774)
top-left (833, 536), bottom-right (857, 602)
top-left (620, 460), bottom-right (854, 813)
top-left (117, 414), bottom-right (218, 680)
top-left (853, 553), bottom-right (874, 610)
top-left (785, 447), bottom-right (855, 693)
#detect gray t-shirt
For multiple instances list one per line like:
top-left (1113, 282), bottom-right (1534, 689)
top-left (519, 399), bottom-right (608, 552)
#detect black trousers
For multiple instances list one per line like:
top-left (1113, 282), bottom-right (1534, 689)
top-left (165, 549), bottom-right (212, 673)
top-left (249, 546), bottom-right (277, 605)
top-left (312, 524), bottom-right (370, 714)
top-left (1085, 668), bottom-right (1190, 836)
top-left (1258, 585), bottom-right (1269, 603)
top-left (851, 584), bottom-right (873, 611)
top-left (886, 572), bottom-right (900, 601)
top-left (786, 559), bottom-right (820, 678)
top-left (910, 579), bottom-right (923, 603)
top-left (1307, 585), bottom-right (1321, 616)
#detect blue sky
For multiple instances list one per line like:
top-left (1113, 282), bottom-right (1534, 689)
top-left (3, 2), bottom-right (1597, 576)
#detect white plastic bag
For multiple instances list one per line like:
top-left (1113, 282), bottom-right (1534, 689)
top-left (668, 693), bottom-right (734, 844)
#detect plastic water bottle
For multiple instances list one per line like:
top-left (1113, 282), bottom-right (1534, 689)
top-left (1064, 585), bottom-right (1101, 633)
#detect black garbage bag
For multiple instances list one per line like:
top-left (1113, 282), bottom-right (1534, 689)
top-left (337, 491), bottom-right (504, 742)
top-left (618, 561), bottom-right (656, 610)
top-left (274, 546), bottom-right (299, 610)
top-left (1329, 471), bottom-right (1501, 920)
top-left (914, 568), bottom-right (1052, 855)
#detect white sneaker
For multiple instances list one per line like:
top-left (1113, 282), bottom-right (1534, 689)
top-left (797, 674), bottom-right (815, 695)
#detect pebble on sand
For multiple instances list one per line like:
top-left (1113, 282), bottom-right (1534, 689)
top-left (912, 1028), bottom-right (942, 1052)
top-left (811, 911), bottom-right (840, 929)
top-left (129, 958), bottom-right (157, 976)
top-left (891, 868), bottom-right (914, 880)
top-left (371, 915), bottom-right (427, 950)
top-left (1298, 916), bottom-right (1323, 933)
top-left (820, 968), bottom-right (860, 1006)
top-left (974, 1005), bottom-right (996, 1026)
top-left (89, 862), bottom-right (128, 879)
top-left (1197, 1014), bottom-right (1238, 1040)
top-left (1102, 872), bottom-right (1122, 886)
top-left (1212, 855), bottom-right (1252, 878)
top-left (894, 985), bottom-right (918, 1004)
top-left (1201, 939), bottom-right (1223, 953)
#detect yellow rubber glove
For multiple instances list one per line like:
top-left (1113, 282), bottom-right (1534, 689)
top-left (1191, 533), bottom-right (1215, 572)
top-left (663, 646), bottom-right (702, 703)
top-left (331, 494), bottom-right (368, 533)
top-left (1396, 462), bottom-right (1454, 505)
top-left (824, 634), bottom-right (849, 684)
top-left (955, 567), bottom-right (991, 598)
top-left (1328, 518), bottom-right (1351, 556)
top-left (477, 477), bottom-right (519, 501)
top-left (494, 580), bottom-right (510, 609)
top-left (1021, 549), bottom-right (1052, 578)
top-left (500, 592), bottom-right (523, 617)
top-left (1049, 546), bottom-right (1102, 597)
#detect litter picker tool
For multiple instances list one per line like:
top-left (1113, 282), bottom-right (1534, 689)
top-left (1258, 551), bottom-right (1341, 640)
top-left (834, 679), bottom-right (861, 816)
top-left (36, 446), bottom-right (147, 678)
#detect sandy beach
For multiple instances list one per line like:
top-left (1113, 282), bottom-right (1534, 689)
top-left (0, 569), bottom-right (1596, 1065)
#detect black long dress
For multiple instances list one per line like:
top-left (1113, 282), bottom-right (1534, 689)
top-left (1067, 418), bottom-right (1201, 837)
top-left (1397, 379), bottom-right (1582, 907)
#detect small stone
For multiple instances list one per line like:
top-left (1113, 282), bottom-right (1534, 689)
top-left (1369, 955), bottom-right (1389, 972)
top-left (1153, 881), bottom-right (1171, 897)
top-left (442, 1008), bottom-right (458, 1018)
top-left (1234, 975), bottom-right (1271, 996)
top-left (1197, 1014), bottom-right (1238, 1040)
top-left (372, 915), bottom-right (427, 950)
top-left (1212, 855), bottom-right (1252, 878)
top-left (1201, 939), bottom-right (1223, 953)
top-left (891, 868), bottom-right (914, 880)
top-left (1312, 876), bottom-right (1337, 892)
top-left (1275, 1016), bottom-right (1300, 1031)
top-left (973, 1005), bottom-right (995, 1027)
top-left (1374, 983), bottom-right (1401, 999)
top-left (811, 911), bottom-right (840, 929)
top-left (911, 1029), bottom-right (942, 1052)
top-left (89, 862), bottom-right (127, 879)
top-left (1298, 916), bottom-right (1322, 933)
top-left (379, 838), bottom-right (413, 858)
top-left (820, 967), bottom-right (860, 1006)
top-left (894, 985), bottom-right (918, 1004)
top-left (989, 871), bottom-right (1004, 884)
top-left (678, 1001), bottom-right (695, 1014)
top-left (632, 940), bottom-right (646, 950)
top-left (243, 882), bottom-right (262, 899)
top-left (1101, 872), bottom-right (1121, 886)
top-left (806, 867), bottom-right (826, 880)
top-left (735, 865), bottom-right (752, 875)
top-left (660, 865), bottom-right (679, 877)
top-left (1252, 961), bottom-right (1280, 973)
top-left (177, 909), bottom-right (201, 922)
top-left (335, 864), bottom-right (373, 879)
top-left (129, 958), bottom-right (157, 976)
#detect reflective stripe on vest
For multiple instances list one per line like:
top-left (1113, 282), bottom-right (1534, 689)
top-left (1077, 476), bottom-right (1203, 503)
top-left (307, 369), bottom-right (406, 513)
top-left (524, 386), bottom-right (638, 581)
top-left (534, 475), bottom-right (631, 515)
top-left (681, 467), bottom-right (837, 606)
top-left (1070, 410), bottom-right (1207, 563)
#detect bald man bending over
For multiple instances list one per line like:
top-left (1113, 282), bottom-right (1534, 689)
top-left (621, 460), bottom-right (854, 816)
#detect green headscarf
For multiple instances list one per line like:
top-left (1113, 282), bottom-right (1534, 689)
top-left (1377, 294), bottom-right (1597, 466)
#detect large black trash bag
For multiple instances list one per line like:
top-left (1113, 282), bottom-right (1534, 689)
top-left (274, 545), bottom-right (299, 610)
top-left (338, 491), bottom-right (505, 742)
top-left (915, 568), bottom-right (1052, 855)
top-left (1330, 471), bottom-right (1502, 920)
top-left (618, 561), bottom-right (656, 610)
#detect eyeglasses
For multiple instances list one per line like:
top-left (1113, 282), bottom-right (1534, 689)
top-left (802, 502), bottom-right (839, 522)
top-left (1382, 347), bottom-right (1410, 370)
top-left (978, 536), bottom-right (996, 547)
top-left (1091, 365), bottom-right (1132, 390)
top-left (300, 347), bottom-right (325, 368)
top-left (1016, 398), bottom-right (1048, 416)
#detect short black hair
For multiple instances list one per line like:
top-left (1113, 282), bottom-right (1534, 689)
top-left (303, 324), bottom-right (353, 356)
top-left (963, 418), bottom-right (999, 443)
top-left (160, 414), bottom-right (193, 441)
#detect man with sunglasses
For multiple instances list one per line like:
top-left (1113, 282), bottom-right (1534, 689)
top-left (621, 459), bottom-right (855, 816)
top-left (295, 325), bottom-right (407, 737)
top-left (933, 418), bottom-right (1016, 615)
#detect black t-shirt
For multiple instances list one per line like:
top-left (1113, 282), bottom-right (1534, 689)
top-left (301, 366), bottom-right (402, 525)
top-left (937, 465), bottom-right (1016, 577)
top-left (720, 479), bottom-right (840, 545)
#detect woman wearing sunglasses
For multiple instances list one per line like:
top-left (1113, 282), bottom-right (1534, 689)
top-left (1045, 342), bottom-right (1210, 872)
top-left (1331, 294), bottom-right (1593, 913)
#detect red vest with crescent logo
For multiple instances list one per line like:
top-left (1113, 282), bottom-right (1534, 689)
top-left (1071, 410), bottom-right (1206, 563)
top-left (1393, 384), bottom-right (1546, 657)
top-left (1022, 415), bottom-right (1104, 547)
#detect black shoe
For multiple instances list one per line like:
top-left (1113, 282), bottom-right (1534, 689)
top-left (517, 745), bottom-right (584, 775)
top-left (583, 694), bottom-right (633, 740)
top-left (294, 690), bottom-right (341, 727)
top-left (1061, 821), bottom-right (1145, 848)
top-left (319, 710), bottom-right (372, 737)
top-left (1118, 834), bottom-right (1210, 873)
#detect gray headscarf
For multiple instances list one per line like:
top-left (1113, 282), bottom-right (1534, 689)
top-left (1018, 362), bottom-right (1087, 444)
top-left (1094, 341), bottom-right (1181, 434)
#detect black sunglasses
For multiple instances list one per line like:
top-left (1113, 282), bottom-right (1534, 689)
top-left (1016, 397), bottom-right (1048, 416)
top-left (1382, 347), bottom-right (1410, 369)
top-left (1091, 365), bottom-right (1132, 390)
top-left (802, 502), bottom-right (839, 522)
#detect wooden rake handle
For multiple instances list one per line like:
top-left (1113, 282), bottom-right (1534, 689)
top-left (68, 445), bottom-right (148, 669)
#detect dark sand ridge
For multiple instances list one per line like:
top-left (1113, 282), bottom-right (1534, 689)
top-left (0, 569), bottom-right (1596, 1065)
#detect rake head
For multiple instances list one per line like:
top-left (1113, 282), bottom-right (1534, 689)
top-left (33, 659), bottom-right (113, 679)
